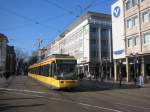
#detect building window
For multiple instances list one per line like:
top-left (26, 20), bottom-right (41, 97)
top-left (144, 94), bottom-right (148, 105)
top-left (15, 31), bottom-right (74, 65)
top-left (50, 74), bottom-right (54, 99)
top-left (126, 0), bottom-right (132, 10)
top-left (134, 36), bottom-right (140, 46)
top-left (133, 16), bottom-right (138, 26)
top-left (125, 0), bottom-right (138, 11)
top-left (143, 32), bottom-right (150, 44)
top-left (126, 15), bottom-right (138, 28)
top-left (127, 19), bottom-right (132, 28)
top-left (90, 27), bottom-right (98, 33)
top-left (132, 0), bottom-right (138, 6)
top-left (142, 10), bottom-right (150, 23)
top-left (128, 38), bottom-right (133, 47)
top-left (127, 36), bottom-right (139, 47)
top-left (101, 29), bottom-right (108, 39)
top-left (90, 50), bottom-right (97, 58)
top-left (90, 39), bottom-right (97, 45)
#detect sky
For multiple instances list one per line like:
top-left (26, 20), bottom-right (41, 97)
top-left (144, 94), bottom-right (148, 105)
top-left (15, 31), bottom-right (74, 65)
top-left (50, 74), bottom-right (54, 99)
top-left (0, 0), bottom-right (115, 56)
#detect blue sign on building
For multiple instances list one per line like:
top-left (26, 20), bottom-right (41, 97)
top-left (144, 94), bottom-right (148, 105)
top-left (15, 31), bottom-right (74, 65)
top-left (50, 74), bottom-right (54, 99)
top-left (114, 49), bottom-right (124, 55)
top-left (113, 6), bottom-right (121, 17)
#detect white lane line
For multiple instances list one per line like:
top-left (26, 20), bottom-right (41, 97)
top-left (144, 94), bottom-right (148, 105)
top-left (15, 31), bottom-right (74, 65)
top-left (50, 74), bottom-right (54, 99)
top-left (9, 91), bottom-right (45, 98)
top-left (78, 103), bottom-right (123, 112)
top-left (7, 90), bottom-right (123, 112)
top-left (116, 103), bottom-right (150, 110)
top-left (0, 87), bottom-right (58, 96)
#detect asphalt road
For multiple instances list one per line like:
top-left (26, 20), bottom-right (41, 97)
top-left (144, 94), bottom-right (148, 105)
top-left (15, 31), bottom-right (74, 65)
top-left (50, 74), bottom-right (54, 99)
top-left (0, 76), bottom-right (150, 112)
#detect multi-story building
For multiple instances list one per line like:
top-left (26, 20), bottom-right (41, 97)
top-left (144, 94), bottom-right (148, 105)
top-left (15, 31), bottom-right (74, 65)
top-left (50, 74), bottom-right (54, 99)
top-left (6, 45), bottom-right (16, 75)
top-left (46, 11), bottom-right (112, 78)
top-left (112, 0), bottom-right (150, 82)
top-left (0, 33), bottom-right (8, 76)
top-left (0, 33), bottom-right (16, 76)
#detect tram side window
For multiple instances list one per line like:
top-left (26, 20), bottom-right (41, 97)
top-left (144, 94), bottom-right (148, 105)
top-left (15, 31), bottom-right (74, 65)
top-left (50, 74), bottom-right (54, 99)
top-left (51, 62), bottom-right (56, 77)
top-left (35, 67), bottom-right (37, 74)
top-left (40, 66), bottom-right (44, 76)
top-left (32, 68), bottom-right (36, 74)
top-left (49, 64), bottom-right (52, 77)
top-left (31, 68), bottom-right (33, 74)
top-left (44, 65), bottom-right (49, 77)
top-left (36, 67), bottom-right (39, 74)
top-left (38, 66), bottom-right (44, 76)
top-left (38, 66), bottom-right (41, 75)
top-left (34, 67), bottom-right (37, 74)
top-left (39, 65), bottom-right (49, 77)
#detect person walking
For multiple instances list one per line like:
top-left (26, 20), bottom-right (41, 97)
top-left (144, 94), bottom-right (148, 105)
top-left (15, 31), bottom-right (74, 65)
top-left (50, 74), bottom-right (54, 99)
top-left (119, 71), bottom-right (123, 86)
top-left (139, 73), bottom-right (144, 87)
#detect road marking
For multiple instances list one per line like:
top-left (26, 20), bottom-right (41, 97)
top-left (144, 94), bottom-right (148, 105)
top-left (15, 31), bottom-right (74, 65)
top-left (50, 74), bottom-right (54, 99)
top-left (116, 103), bottom-right (150, 110)
top-left (9, 91), bottom-right (45, 98)
top-left (0, 87), bottom-right (58, 96)
top-left (116, 90), bottom-right (150, 99)
top-left (78, 103), bottom-right (123, 112)
top-left (6, 90), bottom-right (123, 112)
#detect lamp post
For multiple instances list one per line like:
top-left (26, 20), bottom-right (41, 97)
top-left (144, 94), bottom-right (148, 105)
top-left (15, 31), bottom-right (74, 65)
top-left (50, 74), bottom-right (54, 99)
top-left (101, 57), bottom-right (110, 81)
top-left (103, 58), bottom-right (106, 81)
top-left (130, 53), bottom-right (139, 85)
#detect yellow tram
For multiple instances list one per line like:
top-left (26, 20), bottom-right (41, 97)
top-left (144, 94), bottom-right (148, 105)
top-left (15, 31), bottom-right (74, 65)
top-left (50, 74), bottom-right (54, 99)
top-left (28, 54), bottom-right (78, 89)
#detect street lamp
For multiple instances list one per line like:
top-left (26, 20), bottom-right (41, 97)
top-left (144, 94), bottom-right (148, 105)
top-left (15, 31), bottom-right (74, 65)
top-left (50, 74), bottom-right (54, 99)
top-left (101, 57), bottom-right (110, 81)
top-left (130, 53), bottom-right (139, 85)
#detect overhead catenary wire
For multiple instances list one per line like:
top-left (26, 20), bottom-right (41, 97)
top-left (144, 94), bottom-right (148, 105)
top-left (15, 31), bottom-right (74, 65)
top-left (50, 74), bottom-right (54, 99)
top-left (0, 0), bottom-right (110, 37)
top-left (42, 0), bottom-right (78, 17)
top-left (0, 0), bottom-right (102, 32)
top-left (59, 0), bottom-right (99, 34)
top-left (0, 7), bottom-right (67, 32)
top-left (82, 0), bottom-right (98, 12)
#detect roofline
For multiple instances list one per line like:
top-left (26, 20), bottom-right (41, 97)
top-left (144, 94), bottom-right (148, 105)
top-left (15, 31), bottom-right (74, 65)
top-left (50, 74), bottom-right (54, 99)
top-left (48, 11), bottom-right (111, 46)
top-left (0, 33), bottom-right (9, 43)
top-left (60, 11), bottom-right (111, 37)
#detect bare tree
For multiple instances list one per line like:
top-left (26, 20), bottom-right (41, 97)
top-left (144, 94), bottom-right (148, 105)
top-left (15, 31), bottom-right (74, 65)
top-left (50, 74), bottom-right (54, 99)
top-left (15, 47), bottom-right (28, 75)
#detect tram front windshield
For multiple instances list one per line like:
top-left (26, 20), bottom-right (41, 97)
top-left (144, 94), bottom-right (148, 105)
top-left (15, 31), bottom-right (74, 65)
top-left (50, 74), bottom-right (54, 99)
top-left (56, 60), bottom-right (77, 80)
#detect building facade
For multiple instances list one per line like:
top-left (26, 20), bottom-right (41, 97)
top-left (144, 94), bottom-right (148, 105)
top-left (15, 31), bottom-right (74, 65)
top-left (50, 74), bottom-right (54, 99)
top-left (112, 0), bottom-right (150, 82)
top-left (46, 12), bottom-right (112, 79)
top-left (6, 45), bottom-right (16, 75)
top-left (0, 33), bottom-right (16, 76)
top-left (0, 33), bottom-right (8, 76)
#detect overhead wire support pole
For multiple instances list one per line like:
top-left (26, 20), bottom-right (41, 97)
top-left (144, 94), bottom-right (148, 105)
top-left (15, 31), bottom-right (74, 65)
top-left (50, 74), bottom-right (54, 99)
top-left (38, 38), bottom-right (43, 61)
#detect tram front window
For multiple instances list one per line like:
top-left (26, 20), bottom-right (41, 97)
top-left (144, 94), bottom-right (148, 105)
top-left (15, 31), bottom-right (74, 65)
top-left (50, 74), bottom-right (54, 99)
top-left (56, 60), bottom-right (77, 80)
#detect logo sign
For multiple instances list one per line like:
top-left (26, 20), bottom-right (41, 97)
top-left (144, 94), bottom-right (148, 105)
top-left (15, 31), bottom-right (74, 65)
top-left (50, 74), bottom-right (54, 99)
top-left (113, 6), bottom-right (121, 17)
top-left (113, 49), bottom-right (124, 55)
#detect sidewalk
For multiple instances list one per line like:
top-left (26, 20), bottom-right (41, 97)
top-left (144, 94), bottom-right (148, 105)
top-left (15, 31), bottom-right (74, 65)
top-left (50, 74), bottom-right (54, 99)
top-left (78, 78), bottom-right (150, 92)
top-left (83, 77), bottom-right (150, 85)
top-left (0, 76), bottom-right (14, 88)
top-left (0, 77), bottom-right (6, 88)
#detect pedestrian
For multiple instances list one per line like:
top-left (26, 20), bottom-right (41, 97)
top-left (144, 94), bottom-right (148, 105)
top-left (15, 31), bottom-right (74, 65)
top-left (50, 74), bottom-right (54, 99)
top-left (87, 72), bottom-right (91, 80)
top-left (138, 73), bottom-right (144, 87)
top-left (119, 72), bottom-right (123, 86)
top-left (4, 72), bottom-right (10, 80)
